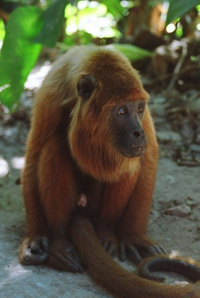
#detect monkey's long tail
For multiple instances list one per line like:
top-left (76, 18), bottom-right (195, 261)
top-left (70, 215), bottom-right (200, 298)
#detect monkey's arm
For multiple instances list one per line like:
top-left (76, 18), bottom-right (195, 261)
top-left (20, 133), bottom-right (82, 272)
top-left (37, 133), bottom-right (82, 272)
top-left (97, 173), bottom-right (139, 256)
top-left (118, 112), bottom-right (163, 263)
top-left (20, 138), bottom-right (50, 265)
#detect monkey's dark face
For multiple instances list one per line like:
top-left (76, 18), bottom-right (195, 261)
top-left (111, 100), bottom-right (147, 158)
top-left (70, 74), bottom-right (149, 181)
top-left (74, 75), bottom-right (148, 161)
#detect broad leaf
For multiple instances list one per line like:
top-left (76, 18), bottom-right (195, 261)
top-left (0, 6), bottom-right (43, 109)
top-left (35, 0), bottom-right (68, 47)
top-left (109, 44), bottom-right (152, 62)
top-left (100, 0), bottom-right (124, 18)
top-left (166, 0), bottom-right (200, 25)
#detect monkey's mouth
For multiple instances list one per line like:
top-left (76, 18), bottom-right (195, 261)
top-left (120, 146), bottom-right (145, 158)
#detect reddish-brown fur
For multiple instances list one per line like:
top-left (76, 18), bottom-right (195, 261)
top-left (20, 46), bottom-right (200, 297)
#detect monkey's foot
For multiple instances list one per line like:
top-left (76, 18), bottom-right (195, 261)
top-left (119, 236), bottom-right (166, 264)
top-left (20, 236), bottom-right (49, 265)
top-left (97, 225), bottom-right (118, 257)
top-left (48, 238), bottom-right (83, 273)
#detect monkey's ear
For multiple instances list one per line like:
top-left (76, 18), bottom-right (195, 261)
top-left (77, 75), bottom-right (97, 101)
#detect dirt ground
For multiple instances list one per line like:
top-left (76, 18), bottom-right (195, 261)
top-left (0, 100), bottom-right (200, 298)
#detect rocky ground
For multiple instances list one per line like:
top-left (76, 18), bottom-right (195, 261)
top-left (0, 86), bottom-right (200, 298)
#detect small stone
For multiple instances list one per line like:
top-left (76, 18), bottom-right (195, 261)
top-left (185, 197), bottom-right (195, 207)
top-left (164, 204), bottom-right (191, 217)
top-left (166, 175), bottom-right (175, 184)
top-left (0, 157), bottom-right (9, 177)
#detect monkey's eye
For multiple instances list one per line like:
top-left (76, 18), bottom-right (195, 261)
top-left (117, 106), bottom-right (128, 116)
top-left (137, 102), bottom-right (145, 115)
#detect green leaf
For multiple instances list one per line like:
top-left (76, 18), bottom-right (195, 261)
top-left (166, 0), bottom-right (200, 25)
top-left (0, 19), bottom-right (5, 40)
top-left (109, 44), bottom-right (152, 62)
top-left (100, 0), bottom-right (124, 18)
top-left (35, 0), bottom-right (68, 47)
top-left (0, 7), bottom-right (43, 110)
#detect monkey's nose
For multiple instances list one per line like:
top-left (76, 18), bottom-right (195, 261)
top-left (133, 129), bottom-right (145, 138)
top-left (133, 130), bottom-right (141, 138)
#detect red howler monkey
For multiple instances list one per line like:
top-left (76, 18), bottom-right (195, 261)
top-left (20, 46), bottom-right (200, 298)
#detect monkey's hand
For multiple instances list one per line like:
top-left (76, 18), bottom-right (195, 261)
top-left (48, 238), bottom-right (83, 273)
top-left (119, 235), bottom-right (166, 264)
top-left (97, 225), bottom-right (118, 257)
top-left (19, 236), bottom-right (49, 265)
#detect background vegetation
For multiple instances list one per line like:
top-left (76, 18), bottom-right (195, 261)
top-left (0, 0), bottom-right (200, 110)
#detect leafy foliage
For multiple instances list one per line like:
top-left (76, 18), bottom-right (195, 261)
top-left (110, 44), bottom-right (152, 61)
top-left (0, 20), bottom-right (5, 40)
top-left (100, 0), bottom-right (124, 18)
top-left (166, 0), bottom-right (200, 24)
top-left (0, 0), bottom-right (199, 110)
top-left (35, 0), bottom-right (68, 48)
top-left (0, 6), bottom-right (43, 109)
